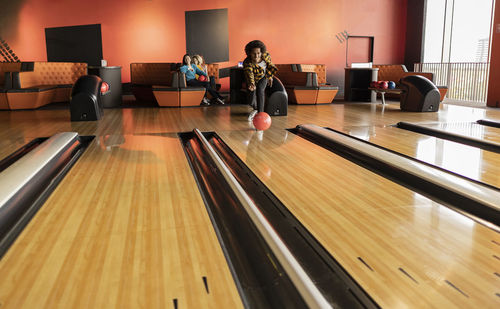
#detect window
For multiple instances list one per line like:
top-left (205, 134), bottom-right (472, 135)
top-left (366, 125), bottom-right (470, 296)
top-left (423, 0), bottom-right (493, 63)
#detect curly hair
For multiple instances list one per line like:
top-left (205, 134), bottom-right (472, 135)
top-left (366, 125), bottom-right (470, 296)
top-left (245, 40), bottom-right (267, 56)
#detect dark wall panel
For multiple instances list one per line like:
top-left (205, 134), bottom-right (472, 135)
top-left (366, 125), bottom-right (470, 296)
top-left (0, 0), bottom-right (25, 38)
top-left (404, 0), bottom-right (425, 71)
top-left (45, 24), bottom-right (103, 66)
top-left (185, 9), bottom-right (229, 63)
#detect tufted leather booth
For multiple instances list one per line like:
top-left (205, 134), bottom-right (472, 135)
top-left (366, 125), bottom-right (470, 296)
top-left (6, 62), bottom-right (87, 110)
top-left (0, 62), bottom-right (22, 109)
top-left (130, 63), bottom-right (177, 86)
top-left (275, 64), bottom-right (338, 104)
top-left (130, 62), bottom-right (220, 106)
top-left (151, 71), bottom-right (207, 107)
top-left (205, 64), bottom-right (220, 84)
top-left (130, 63), bottom-right (177, 102)
top-left (373, 64), bottom-right (447, 101)
top-left (0, 62), bottom-right (22, 88)
top-left (295, 64), bottom-right (328, 84)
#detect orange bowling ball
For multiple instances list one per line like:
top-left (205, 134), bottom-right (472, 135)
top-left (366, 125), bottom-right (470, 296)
top-left (252, 112), bottom-right (272, 131)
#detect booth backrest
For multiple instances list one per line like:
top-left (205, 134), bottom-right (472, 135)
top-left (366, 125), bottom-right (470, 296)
top-left (131, 62), bottom-right (220, 85)
top-left (130, 63), bottom-right (177, 86)
top-left (17, 62), bottom-right (87, 88)
top-left (0, 62), bottom-right (22, 86)
top-left (373, 64), bottom-right (407, 81)
top-left (275, 64), bottom-right (294, 72)
top-left (275, 71), bottom-right (317, 87)
top-left (275, 64), bottom-right (328, 84)
top-left (373, 64), bottom-right (434, 84)
top-left (296, 64), bottom-right (327, 84)
top-left (206, 63), bottom-right (219, 83)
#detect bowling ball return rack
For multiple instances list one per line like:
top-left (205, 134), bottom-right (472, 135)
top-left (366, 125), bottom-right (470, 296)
top-left (368, 87), bottom-right (403, 105)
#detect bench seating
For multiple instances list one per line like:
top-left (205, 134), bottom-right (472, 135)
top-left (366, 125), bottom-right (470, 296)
top-left (0, 62), bottom-right (22, 109)
top-left (5, 62), bottom-right (87, 110)
top-left (373, 64), bottom-right (448, 102)
top-left (130, 63), bottom-right (178, 102)
top-left (275, 64), bottom-right (338, 104)
top-left (131, 62), bottom-right (220, 106)
top-left (152, 71), bottom-right (207, 107)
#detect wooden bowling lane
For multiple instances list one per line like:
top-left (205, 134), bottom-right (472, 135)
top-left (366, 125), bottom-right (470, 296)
top-left (0, 137), bottom-right (38, 161)
top-left (0, 102), bottom-right (494, 139)
top-left (217, 128), bottom-right (500, 308)
top-left (0, 134), bottom-right (242, 309)
top-left (338, 125), bottom-right (500, 188)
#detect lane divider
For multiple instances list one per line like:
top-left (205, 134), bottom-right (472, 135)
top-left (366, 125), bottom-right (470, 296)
top-left (295, 124), bottom-right (500, 231)
top-left (194, 128), bottom-right (332, 309)
top-left (397, 121), bottom-right (500, 153)
top-left (0, 132), bottom-right (93, 257)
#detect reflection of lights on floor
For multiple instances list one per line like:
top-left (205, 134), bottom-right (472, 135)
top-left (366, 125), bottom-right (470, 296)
top-left (349, 127), bottom-right (376, 141)
top-left (438, 204), bottom-right (475, 228)
top-left (416, 136), bottom-right (481, 181)
top-left (264, 168), bottom-right (271, 179)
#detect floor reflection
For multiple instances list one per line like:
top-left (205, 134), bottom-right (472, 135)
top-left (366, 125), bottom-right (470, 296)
top-left (416, 137), bottom-right (482, 181)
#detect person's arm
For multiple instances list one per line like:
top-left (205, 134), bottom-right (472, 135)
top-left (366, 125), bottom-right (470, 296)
top-left (202, 65), bottom-right (210, 81)
top-left (243, 61), bottom-right (256, 91)
top-left (194, 65), bottom-right (207, 76)
top-left (179, 65), bottom-right (188, 74)
top-left (264, 53), bottom-right (278, 79)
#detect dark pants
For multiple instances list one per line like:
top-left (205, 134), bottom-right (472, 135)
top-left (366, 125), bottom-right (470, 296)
top-left (187, 79), bottom-right (222, 99)
top-left (249, 77), bottom-right (278, 112)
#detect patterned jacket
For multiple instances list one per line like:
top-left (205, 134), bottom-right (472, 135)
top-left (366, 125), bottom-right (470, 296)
top-left (243, 52), bottom-right (278, 86)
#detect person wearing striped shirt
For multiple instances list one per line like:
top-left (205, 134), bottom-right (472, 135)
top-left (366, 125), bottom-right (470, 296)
top-left (243, 40), bottom-right (278, 121)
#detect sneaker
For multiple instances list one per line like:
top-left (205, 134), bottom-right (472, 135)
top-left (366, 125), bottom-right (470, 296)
top-left (215, 97), bottom-right (225, 105)
top-left (248, 110), bottom-right (258, 121)
top-left (256, 130), bottom-right (264, 140)
top-left (201, 97), bottom-right (211, 106)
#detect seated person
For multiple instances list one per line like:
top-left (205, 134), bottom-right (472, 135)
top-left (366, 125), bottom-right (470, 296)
top-left (193, 54), bottom-right (217, 91)
top-left (179, 54), bottom-right (224, 105)
top-left (243, 40), bottom-right (278, 121)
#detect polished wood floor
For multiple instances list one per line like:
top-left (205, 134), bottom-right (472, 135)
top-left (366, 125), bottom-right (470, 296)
top-left (0, 101), bottom-right (499, 308)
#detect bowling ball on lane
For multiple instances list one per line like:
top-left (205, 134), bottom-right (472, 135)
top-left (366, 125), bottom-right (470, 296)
top-left (252, 112), bottom-right (272, 131)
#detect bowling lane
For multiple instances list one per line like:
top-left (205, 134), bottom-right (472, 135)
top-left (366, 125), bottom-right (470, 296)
top-left (218, 128), bottom-right (500, 309)
top-left (0, 103), bottom-right (493, 139)
top-left (338, 125), bottom-right (500, 188)
top-left (0, 134), bottom-right (242, 309)
top-left (0, 137), bottom-right (37, 160)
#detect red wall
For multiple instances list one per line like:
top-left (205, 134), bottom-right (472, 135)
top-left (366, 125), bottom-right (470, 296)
top-left (4, 0), bottom-right (407, 91)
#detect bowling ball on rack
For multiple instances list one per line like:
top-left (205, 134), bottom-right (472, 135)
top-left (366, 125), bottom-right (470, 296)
top-left (370, 81), bottom-right (378, 88)
top-left (252, 112), bottom-right (272, 131)
top-left (378, 81), bottom-right (388, 89)
top-left (388, 81), bottom-right (396, 89)
top-left (100, 81), bottom-right (110, 94)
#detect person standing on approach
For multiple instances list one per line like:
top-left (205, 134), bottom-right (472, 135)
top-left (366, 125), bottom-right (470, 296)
top-left (243, 40), bottom-right (278, 121)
